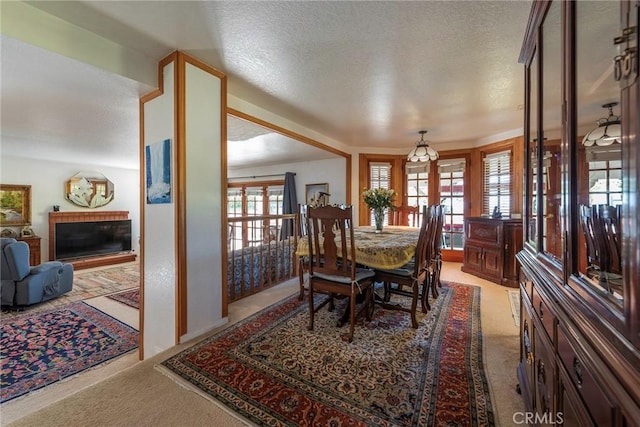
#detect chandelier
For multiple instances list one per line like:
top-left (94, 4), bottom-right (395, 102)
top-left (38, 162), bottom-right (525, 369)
top-left (407, 130), bottom-right (439, 163)
top-left (582, 102), bottom-right (621, 147)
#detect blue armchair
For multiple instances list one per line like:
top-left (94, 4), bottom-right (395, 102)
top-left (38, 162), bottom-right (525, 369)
top-left (1, 238), bottom-right (74, 308)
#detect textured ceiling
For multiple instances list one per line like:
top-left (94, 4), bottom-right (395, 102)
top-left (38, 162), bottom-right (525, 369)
top-left (2, 1), bottom-right (537, 169)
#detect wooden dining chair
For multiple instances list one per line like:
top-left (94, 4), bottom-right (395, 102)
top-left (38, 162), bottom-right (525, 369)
top-left (375, 205), bottom-right (432, 327)
top-left (389, 205), bottom-right (420, 227)
top-left (428, 204), bottom-right (444, 297)
top-left (598, 204), bottom-right (622, 275)
top-left (579, 204), bottom-right (602, 279)
top-left (306, 205), bottom-right (375, 342)
top-left (297, 203), bottom-right (309, 300)
top-left (590, 204), bottom-right (622, 293)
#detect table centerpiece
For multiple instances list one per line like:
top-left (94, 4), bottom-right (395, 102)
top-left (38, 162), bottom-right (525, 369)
top-left (362, 187), bottom-right (397, 233)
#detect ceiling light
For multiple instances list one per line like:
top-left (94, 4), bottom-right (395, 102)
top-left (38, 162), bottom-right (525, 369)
top-left (407, 130), bottom-right (439, 163)
top-left (582, 102), bottom-right (622, 147)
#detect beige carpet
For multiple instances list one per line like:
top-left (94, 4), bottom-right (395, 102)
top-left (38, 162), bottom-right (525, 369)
top-left (2, 262), bottom-right (524, 427)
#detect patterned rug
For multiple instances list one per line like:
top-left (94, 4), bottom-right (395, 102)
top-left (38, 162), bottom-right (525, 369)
top-left (1, 301), bottom-right (139, 403)
top-left (106, 288), bottom-right (140, 309)
top-left (161, 282), bottom-right (493, 426)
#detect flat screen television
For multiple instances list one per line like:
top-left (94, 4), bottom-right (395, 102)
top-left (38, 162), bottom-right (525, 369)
top-left (55, 220), bottom-right (132, 261)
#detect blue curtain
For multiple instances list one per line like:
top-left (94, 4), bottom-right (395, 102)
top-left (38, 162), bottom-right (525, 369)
top-left (281, 172), bottom-right (297, 240)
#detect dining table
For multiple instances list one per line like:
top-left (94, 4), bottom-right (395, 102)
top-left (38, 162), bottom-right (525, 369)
top-left (296, 225), bottom-right (421, 270)
top-left (297, 225), bottom-right (421, 327)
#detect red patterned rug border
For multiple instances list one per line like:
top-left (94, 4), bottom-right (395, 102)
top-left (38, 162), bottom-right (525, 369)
top-left (161, 282), bottom-right (494, 426)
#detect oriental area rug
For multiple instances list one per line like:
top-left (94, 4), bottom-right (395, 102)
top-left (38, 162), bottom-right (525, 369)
top-left (106, 288), bottom-right (140, 309)
top-left (161, 282), bottom-right (494, 426)
top-left (0, 301), bottom-right (138, 403)
top-left (0, 263), bottom-right (140, 320)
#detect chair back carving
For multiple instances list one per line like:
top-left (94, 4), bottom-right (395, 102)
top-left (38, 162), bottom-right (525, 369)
top-left (431, 205), bottom-right (444, 256)
top-left (389, 205), bottom-right (420, 227)
top-left (579, 204), bottom-right (601, 271)
top-left (596, 204), bottom-right (622, 275)
top-left (413, 206), bottom-right (431, 276)
top-left (428, 204), bottom-right (444, 291)
top-left (307, 205), bottom-right (355, 280)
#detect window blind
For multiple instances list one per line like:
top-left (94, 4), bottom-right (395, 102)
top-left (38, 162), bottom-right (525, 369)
top-left (586, 145), bottom-right (622, 162)
top-left (245, 187), bottom-right (264, 197)
top-left (483, 150), bottom-right (511, 215)
top-left (438, 158), bottom-right (466, 173)
top-left (406, 161), bottom-right (429, 174)
top-left (267, 186), bottom-right (284, 196)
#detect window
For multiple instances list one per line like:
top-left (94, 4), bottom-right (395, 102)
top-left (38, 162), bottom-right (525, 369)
top-left (586, 147), bottom-right (622, 206)
top-left (227, 188), bottom-right (243, 217)
top-left (439, 158), bottom-right (465, 250)
top-left (406, 162), bottom-right (429, 225)
top-left (227, 181), bottom-right (284, 247)
top-left (369, 162), bottom-right (392, 225)
top-left (483, 150), bottom-right (512, 216)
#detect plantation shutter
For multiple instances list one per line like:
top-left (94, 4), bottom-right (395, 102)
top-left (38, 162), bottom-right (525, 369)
top-left (370, 162), bottom-right (392, 190)
top-left (483, 150), bottom-right (511, 216)
top-left (369, 162), bottom-right (392, 225)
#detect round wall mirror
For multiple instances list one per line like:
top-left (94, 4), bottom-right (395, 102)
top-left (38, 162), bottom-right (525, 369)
top-left (65, 171), bottom-right (114, 208)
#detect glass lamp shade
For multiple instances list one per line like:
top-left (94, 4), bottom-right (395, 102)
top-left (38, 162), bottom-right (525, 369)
top-left (582, 103), bottom-right (622, 147)
top-left (582, 121), bottom-right (621, 146)
top-left (407, 143), bottom-right (439, 162)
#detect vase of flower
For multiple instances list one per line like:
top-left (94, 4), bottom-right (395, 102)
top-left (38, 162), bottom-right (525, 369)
top-left (362, 187), bottom-right (397, 234)
top-left (373, 207), bottom-right (385, 233)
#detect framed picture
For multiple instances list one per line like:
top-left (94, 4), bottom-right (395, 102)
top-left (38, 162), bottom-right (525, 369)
top-left (145, 139), bottom-right (172, 204)
top-left (0, 184), bottom-right (32, 226)
top-left (305, 183), bottom-right (329, 206)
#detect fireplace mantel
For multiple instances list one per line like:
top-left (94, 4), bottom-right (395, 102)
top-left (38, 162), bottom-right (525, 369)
top-left (49, 211), bottom-right (136, 270)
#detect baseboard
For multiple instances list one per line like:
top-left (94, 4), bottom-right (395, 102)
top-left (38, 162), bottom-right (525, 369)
top-left (179, 317), bottom-right (229, 344)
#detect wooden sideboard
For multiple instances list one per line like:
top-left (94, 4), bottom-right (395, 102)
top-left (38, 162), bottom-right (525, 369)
top-left (17, 235), bottom-right (41, 266)
top-left (461, 217), bottom-right (522, 287)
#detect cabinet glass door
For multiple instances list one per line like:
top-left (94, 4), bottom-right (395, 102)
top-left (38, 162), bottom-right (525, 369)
top-left (574, 1), bottom-right (623, 307)
top-left (541, 1), bottom-right (563, 262)
top-left (527, 52), bottom-right (539, 248)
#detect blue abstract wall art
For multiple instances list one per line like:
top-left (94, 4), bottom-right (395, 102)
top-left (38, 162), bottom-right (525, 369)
top-left (145, 139), bottom-right (172, 204)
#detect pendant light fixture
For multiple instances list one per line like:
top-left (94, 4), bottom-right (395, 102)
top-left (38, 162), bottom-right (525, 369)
top-left (407, 130), bottom-right (439, 163)
top-left (582, 102), bottom-right (622, 147)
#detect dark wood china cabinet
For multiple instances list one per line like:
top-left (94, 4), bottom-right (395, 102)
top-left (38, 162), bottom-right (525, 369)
top-left (517, 1), bottom-right (639, 426)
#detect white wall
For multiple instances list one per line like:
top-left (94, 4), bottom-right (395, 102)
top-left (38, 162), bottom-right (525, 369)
top-left (229, 157), bottom-right (347, 206)
top-left (183, 62), bottom-right (226, 342)
top-left (142, 61), bottom-right (177, 358)
top-left (0, 153), bottom-right (140, 260)
top-left (141, 58), bottom-right (226, 357)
